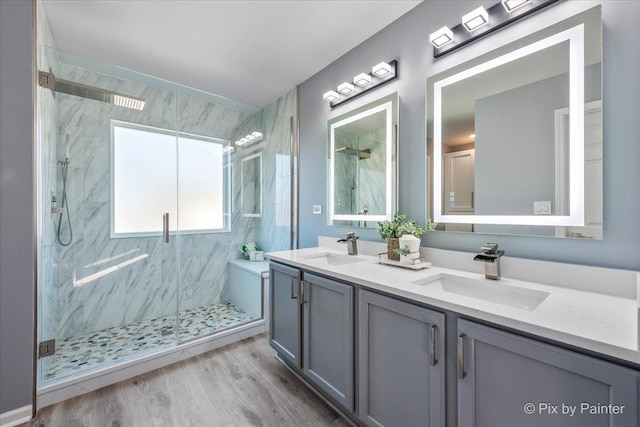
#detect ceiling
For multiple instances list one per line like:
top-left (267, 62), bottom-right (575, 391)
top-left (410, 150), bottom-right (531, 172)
top-left (41, 0), bottom-right (422, 109)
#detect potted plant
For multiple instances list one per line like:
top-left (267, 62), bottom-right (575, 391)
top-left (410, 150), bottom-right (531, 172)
top-left (398, 218), bottom-right (437, 253)
top-left (377, 212), bottom-right (406, 261)
top-left (241, 242), bottom-right (260, 260)
top-left (377, 213), bottom-right (437, 261)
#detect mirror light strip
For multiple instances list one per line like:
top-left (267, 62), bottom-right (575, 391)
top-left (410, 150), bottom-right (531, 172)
top-left (433, 24), bottom-right (585, 226)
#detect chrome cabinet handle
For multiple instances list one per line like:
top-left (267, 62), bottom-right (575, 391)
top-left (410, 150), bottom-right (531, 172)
top-left (162, 213), bottom-right (169, 243)
top-left (300, 280), bottom-right (307, 305)
top-left (430, 325), bottom-right (438, 366)
top-left (458, 334), bottom-right (466, 379)
top-left (290, 277), bottom-right (297, 299)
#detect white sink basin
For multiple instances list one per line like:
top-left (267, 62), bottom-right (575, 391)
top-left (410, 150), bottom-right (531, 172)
top-left (304, 252), bottom-right (366, 266)
top-left (413, 273), bottom-right (550, 311)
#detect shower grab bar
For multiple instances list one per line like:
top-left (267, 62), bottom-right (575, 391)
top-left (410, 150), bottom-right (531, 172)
top-left (163, 213), bottom-right (170, 243)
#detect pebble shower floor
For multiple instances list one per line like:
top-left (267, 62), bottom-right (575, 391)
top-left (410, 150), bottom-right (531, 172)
top-left (42, 302), bottom-right (254, 382)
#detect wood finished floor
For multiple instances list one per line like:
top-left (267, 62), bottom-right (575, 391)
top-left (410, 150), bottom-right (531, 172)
top-left (25, 334), bottom-right (351, 427)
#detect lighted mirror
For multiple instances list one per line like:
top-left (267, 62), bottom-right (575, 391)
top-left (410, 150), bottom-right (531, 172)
top-left (426, 6), bottom-right (602, 238)
top-left (328, 92), bottom-right (398, 227)
top-left (242, 152), bottom-right (262, 217)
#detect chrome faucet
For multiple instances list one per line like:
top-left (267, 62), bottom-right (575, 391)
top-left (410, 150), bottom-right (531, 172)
top-left (473, 243), bottom-right (505, 280)
top-left (337, 232), bottom-right (359, 255)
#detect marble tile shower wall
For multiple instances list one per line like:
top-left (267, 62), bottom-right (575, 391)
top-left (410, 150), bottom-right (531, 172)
top-left (52, 60), bottom-right (259, 339)
top-left (230, 88), bottom-right (296, 259)
top-left (335, 134), bottom-right (358, 215)
top-left (357, 128), bottom-right (386, 216)
top-left (333, 129), bottom-right (385, 217)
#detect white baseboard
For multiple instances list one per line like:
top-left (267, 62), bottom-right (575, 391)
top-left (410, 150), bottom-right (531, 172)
top-left (0, 405), bottom-right (32, 427)
top-left (38, 320), bottom-right (266, 409)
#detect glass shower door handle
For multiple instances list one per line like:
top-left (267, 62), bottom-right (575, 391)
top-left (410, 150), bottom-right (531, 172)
top-left (163, 213), bottom-right (170, 243)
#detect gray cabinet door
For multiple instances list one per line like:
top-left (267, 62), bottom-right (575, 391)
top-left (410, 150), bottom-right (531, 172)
top-left (359, 290), bottom-right (445, 427)
top-left (302, 273), bottom-right (354, 412)
top-left (457, 319), bottom-right (640, 427)
top-left (269, 263), bottom-right (301, 368)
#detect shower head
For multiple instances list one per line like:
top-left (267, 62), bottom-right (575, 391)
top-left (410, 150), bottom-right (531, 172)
top-left (39, 70), bottom-right (145, 111)
top-left (55, 79), bottom-right (145, 110)
top-left (335, 147), bottom-right (371, 160)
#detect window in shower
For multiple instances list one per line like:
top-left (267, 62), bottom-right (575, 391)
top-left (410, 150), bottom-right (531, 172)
top-left (111, 121), bottom-right (231, 236)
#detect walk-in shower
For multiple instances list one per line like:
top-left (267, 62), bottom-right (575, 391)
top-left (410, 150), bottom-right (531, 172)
top-left (36, 46), bottom-right (296, 399)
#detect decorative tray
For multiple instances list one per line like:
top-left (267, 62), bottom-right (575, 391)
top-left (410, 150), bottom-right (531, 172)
top-left (377, 253), bottom-right (431, 270)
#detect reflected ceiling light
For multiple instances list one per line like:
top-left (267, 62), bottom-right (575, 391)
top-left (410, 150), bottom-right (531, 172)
top-left (222, 146), bottom-right (234, 153)
top-left (469, 134), bottom-right (476, 138)
top-left (372, 61), bottom-right (392, 77)
top-left (462, 6), bottom-right (489, 32)
top-left (323, 90), bottom-right (340, 102)
top-left (429, 26), bottom-right (454, 48)
top-left (502, 0), bottom-right (530, 12)
top-left (234, 131), bottom-right (264, 146)
top-left (337, 82), bottom-right (354, 95)
top-left (354, 73), bottom-right (373, 87)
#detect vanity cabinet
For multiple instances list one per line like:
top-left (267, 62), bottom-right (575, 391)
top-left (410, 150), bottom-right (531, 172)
top-left (358, 290), bottom-right (445, 427)
top-left (270, 261), bottom-right (639, 427)
top-left (303, 273), bottom-right (354, 411)
top-left (269, 263), bottom-right (302, 368)
top-left (269, 263), bottom-right (355, 411)
top-left (457, 320), bottom-right (640, 427)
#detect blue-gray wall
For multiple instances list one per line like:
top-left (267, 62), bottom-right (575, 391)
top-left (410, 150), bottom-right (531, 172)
top-left (299, 0), bottom-right (640, 271)
top-left (0, 0), bottom-right (35, 414)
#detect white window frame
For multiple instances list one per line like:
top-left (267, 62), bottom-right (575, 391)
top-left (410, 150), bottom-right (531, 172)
top-left (110, 120), bottom-right (232, 238)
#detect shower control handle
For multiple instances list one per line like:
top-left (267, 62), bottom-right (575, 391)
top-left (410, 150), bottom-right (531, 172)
top-left (162, 213), bottom-right (170, 243)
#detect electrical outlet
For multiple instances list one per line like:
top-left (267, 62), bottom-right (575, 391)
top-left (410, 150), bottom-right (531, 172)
top-left (313, 205), bottom-right (322, 214)
top-left (533, 201), bottom-right (551, 215)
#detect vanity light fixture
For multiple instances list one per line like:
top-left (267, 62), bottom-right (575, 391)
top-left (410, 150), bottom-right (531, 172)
top-left (322, 60), bottom-right (398, 108)
top-left (430, 0), bottom-right (559, 58)
top-left (354, 73), bottom-right (373, 87)
top-left (222, 146), bottom-right (234, 153)
top-left (372, 61), bottom-right (392, 77)
top-left (468, 134), bottom-right (476, 138)
top-left (502, 0), bottom-right (530, 12)
top-left (337, 82), bottom-right (354, 95)
top-left (429, 26), bottom-right (454, 48)
top-left (462, 6), bottom-right (489, 32)
top-left (323, 90), bottom-right (340, 102)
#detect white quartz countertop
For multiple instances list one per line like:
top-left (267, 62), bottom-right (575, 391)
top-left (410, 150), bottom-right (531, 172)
top-left (267, 246), bottom-right (640, 365)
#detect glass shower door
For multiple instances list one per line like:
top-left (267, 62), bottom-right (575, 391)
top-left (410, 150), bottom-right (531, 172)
top-left (174, 87), bottom-right (243, 341)
top-left (37, 47), bottom-right (181, 384)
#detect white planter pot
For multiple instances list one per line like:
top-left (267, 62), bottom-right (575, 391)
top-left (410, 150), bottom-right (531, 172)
top-left (399, 235), bottom-right (421, 253)
top-left (250, 251), bottom-right (264, 262)
top-left (400, 252), bottom-right (420, 264)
